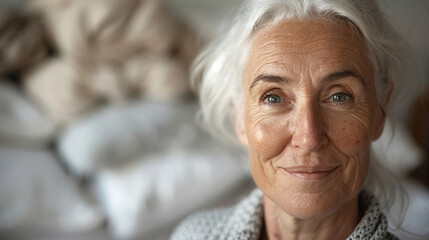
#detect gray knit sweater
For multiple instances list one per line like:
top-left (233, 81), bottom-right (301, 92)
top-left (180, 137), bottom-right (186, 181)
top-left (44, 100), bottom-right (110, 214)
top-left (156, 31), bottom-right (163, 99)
top-left (170, 189), bottom-right (398, 240)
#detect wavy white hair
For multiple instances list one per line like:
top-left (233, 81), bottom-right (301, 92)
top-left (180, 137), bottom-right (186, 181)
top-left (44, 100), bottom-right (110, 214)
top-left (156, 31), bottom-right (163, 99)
top-left (191, 0), bottom-right (422, 232)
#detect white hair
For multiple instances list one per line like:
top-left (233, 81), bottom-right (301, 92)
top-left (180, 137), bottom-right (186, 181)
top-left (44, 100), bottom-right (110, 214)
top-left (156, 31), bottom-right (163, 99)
top-left (191, 0), bottom-right (423, 233)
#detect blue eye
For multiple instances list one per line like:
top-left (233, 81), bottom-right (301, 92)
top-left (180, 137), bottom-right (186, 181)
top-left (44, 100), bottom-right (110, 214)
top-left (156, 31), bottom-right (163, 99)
top-left (265, 94), bottom-right (283, 103)
top-left (331, 93), bottom-right (350, 102)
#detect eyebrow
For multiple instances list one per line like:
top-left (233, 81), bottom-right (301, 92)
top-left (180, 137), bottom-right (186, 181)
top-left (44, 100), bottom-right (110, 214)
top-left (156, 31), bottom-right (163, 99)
top-left (322, 70), bottom-right (366, 87)
top-left (249, 75), bottom-right (290, 89)
top-left (249, 70), bottom-right (366, 90)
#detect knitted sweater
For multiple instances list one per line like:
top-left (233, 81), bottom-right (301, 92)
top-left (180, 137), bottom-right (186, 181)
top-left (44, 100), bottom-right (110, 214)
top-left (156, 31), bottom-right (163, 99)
top-left (170, 189), bottom-right (398, 240)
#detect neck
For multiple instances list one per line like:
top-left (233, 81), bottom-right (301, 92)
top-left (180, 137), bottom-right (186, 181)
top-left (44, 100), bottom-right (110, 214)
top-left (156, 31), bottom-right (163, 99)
top-left (262, 196), bottom-right (359, 240)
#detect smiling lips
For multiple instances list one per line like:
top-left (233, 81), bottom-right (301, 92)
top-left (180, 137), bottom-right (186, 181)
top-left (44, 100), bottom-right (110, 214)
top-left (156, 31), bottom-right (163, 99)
top-left (282, 166), bottom-right (338, 180)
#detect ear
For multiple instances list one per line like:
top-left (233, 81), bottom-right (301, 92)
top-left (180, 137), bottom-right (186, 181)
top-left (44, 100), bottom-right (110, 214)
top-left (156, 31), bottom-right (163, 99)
top-left (372, 84), bottom-right (393, 140)
top-left (235, 109), bottom-right (249, 146)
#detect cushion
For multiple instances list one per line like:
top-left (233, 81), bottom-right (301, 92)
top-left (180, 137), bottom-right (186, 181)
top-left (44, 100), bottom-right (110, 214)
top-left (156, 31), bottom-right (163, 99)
top-left (0, 82), bottom-right (56, 148)
top-left (0, 148), bottom-right (104, 232)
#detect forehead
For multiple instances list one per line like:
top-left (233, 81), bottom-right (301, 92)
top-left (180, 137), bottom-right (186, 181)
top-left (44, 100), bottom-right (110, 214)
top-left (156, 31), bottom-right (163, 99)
top-left (245, 18), bottom-right (371, 84)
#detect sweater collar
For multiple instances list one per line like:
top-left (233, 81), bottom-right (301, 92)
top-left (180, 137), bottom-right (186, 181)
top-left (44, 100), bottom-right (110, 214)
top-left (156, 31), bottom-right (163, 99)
top-left (228, 189), bottom-right (391, 240)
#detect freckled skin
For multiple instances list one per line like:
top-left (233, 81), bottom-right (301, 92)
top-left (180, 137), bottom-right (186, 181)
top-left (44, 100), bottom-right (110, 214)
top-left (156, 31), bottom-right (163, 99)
top-left (237, 19), bottom-right (387, 240)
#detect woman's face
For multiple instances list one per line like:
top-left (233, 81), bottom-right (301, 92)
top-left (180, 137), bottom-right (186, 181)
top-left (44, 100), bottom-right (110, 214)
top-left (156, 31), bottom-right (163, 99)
top-left (239, 19), bottom-right (387, 219)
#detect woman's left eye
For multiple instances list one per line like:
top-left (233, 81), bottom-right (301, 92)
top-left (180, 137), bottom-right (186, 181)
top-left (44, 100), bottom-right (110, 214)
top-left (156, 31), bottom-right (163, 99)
top-left (330, 92), bottom-right (352, 102)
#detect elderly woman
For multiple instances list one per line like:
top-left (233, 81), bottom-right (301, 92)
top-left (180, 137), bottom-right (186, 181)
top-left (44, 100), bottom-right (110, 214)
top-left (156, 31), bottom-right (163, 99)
top-left (171, 0), bottom-right (415, 239)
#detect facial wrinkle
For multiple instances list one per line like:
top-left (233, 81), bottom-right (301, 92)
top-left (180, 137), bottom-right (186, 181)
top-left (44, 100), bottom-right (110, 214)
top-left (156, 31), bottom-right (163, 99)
top-left (242, 18), bottom-right (385, 240)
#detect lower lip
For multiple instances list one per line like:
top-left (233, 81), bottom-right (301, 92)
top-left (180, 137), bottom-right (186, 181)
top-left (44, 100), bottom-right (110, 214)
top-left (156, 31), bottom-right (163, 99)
top-left (283, 168), bottom-right (337, 180)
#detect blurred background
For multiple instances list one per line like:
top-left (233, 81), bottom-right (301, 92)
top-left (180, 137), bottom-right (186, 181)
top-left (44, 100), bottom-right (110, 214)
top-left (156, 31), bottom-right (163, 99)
top-left (0, 0), bottom-right (428, 239)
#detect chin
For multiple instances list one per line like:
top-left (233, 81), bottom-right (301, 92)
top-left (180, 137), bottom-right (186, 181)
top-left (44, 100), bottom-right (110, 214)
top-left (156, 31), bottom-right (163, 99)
top-left (271, 189), bottom-right (355, 220)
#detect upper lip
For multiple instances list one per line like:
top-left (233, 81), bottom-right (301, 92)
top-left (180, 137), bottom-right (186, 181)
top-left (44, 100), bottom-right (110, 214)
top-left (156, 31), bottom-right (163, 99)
top-left (282, 166), bottom-right (338, 173)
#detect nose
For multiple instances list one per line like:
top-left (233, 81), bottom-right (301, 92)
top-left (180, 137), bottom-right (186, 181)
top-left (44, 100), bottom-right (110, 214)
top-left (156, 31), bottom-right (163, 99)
top-left (290, 102), bottom-right (328, 152)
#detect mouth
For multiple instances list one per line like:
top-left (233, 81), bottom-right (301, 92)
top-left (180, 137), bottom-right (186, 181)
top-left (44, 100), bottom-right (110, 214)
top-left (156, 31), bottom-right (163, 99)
top-left (281, 166), bottom-right (339, 180)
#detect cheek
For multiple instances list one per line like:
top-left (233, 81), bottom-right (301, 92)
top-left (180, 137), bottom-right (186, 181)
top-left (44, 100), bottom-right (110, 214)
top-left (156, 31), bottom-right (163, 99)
top-left (326, 111), bottom-right (372, 156)
top-left (326, 112), bottom-right (372, 192)
top-left (245, 111), bottom-right (291, 161)
top-left (244, 109), bottom-right (293, 192)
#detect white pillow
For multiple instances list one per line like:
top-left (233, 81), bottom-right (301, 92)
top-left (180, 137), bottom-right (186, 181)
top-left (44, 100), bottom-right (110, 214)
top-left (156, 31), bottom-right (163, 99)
top-left (0, 148), bottom-right (104, 232)
top-left (0, 82), bottom-right (56, 148)
top-left (59, 100), bottom-right (251, 238)
top-left (59, 101), bottom-right (203, 175)
top-left (94, 143), bottom-right (249, 239)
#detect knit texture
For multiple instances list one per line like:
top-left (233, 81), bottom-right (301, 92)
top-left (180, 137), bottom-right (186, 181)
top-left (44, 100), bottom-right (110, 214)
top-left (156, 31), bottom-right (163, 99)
top-left (170, 189), bottom-right (398, 240)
